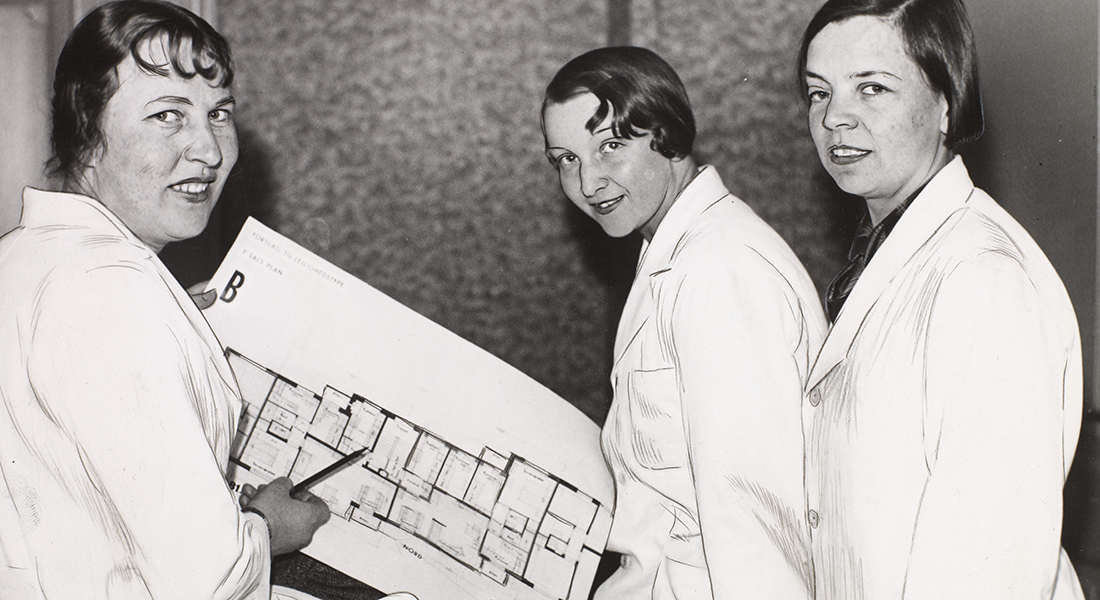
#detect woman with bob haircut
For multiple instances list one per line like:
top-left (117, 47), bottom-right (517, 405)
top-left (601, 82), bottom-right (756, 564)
top-left (542, 46), bottom-right (826, 599)
top-left (0, 2), bottom-right (332, 598)
top-left (797, 0), bottom-right (1084, 598)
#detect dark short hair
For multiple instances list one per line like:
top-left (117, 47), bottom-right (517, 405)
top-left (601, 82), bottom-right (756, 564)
top-left (48, 0), bottom-right (234, 187)
top-left (796, 0), bottom-right (983, 149)
top-left (542, 47), bottom-right (695, 160)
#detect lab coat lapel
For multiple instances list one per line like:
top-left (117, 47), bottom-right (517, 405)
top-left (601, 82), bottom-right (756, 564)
top-left (806, 157), bottom-right (976, 390)
top-left (612, 239), bottom-right (658, 366)
top-left (611, 166), bottom-right (723, 368)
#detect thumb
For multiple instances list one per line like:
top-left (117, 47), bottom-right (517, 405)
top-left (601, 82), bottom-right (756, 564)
top-left (190, 288), bottom-right (217, 310)
top-left (187, 279), bottom-right (216, 309)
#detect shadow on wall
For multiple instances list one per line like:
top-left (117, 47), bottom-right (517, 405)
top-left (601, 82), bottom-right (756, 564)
top-left (563, 204), bottom-right (639, 423)
top-left (160, 127), bottom-right (276, 288)
top-left (1066, 417), bottom-right (1100, 599)
top-left (798, 164), bottom-right (866, 304)
top-left (565, 203), bottom-right (639, 304)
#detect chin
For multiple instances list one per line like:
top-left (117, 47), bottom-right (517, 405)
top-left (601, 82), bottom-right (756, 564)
top-left (599, 224), bottom-right (636, 238)
top-left (175, 215), bottom-right (216, 241)
top-left (827, 172), bottom-right (871, 199)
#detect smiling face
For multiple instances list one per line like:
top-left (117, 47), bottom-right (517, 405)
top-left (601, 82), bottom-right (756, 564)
top-left (805, 16), bottom-right (951, 221)
top-left (83, 40), bottom-right (238, 253)
top-left (543, 93), bottom-right (690, 240)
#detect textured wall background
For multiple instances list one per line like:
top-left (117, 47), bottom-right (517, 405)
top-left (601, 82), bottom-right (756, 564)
top-left (628, 0), bottom-right (854, 297)
top-left (163, 0), bottom-right (851, 425)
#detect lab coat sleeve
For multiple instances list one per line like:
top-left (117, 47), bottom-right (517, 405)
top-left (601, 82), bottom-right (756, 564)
top-left (26, 263), bottom-right (271, 600)
top-left (903, 259), bottom-right (1071, 599)
top-left (669, 248), bottom-right (813, 600)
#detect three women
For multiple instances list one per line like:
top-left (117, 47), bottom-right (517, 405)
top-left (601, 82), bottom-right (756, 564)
top-left (0, 0), bottom-right (1081, 598)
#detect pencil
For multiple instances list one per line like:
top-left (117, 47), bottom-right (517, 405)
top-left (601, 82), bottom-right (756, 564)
top-left (290, 447), bottom-right (368, 495)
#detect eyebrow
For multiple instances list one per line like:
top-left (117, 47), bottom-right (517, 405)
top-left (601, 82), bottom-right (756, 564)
top-left (145, 95), bottom-right (237, 108)
top-left (146, 95), bottom-right (192, 107)
top-left (852, 70), bottom-right (901, 81)
top-left (804, 70), bottom-right (901, 82)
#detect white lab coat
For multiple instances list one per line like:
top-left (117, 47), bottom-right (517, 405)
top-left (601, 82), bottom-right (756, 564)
top-left (596, 166), bottom-right (827, 600)
top-left (803, 157), bottom-right (1084, 600)
top-left (0, 189), bottom-right (270, 599)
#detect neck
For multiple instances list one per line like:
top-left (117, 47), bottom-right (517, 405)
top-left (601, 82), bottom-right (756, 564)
top-left (865, 151), bottom-right (953, 226)
top-left (68, 173), bottom-right (166, 255)
top-left (865, 197), bottom-right (903, 226)
top-left (639, 156), bottom-right (699, 242)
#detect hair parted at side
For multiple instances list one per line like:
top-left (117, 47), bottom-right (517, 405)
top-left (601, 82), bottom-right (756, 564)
top-left (797, 0), bottom-right (983, 149)
top-left (542, 46), bottom-right (695, 160)
top-left (48, 0), bottom-right (234, 188)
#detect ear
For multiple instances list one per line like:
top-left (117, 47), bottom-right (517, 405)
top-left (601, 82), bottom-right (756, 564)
top-left (938, 94), bottom-right (950, 136)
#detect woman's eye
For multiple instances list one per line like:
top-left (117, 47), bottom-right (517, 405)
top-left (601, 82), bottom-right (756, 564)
top-left (210, 108), bottom-right (233, 124)
top-left (555, 154), bottom-right (577, 168)
top-left (860, 83), bottom-right (889, 96)
top-left (149, 110), bottom-right (182, 124)
top-left (808, 89), bottom-right (829, 103)
top-left (600, 141), bottom-right (624, 153)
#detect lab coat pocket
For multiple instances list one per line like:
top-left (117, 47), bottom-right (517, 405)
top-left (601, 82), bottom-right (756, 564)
top-left (625, 368), bottom-right (685, 471)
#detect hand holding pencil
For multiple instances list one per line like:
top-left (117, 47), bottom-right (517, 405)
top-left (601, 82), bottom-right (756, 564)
top-left (239, 476), bottom-right (331, 555)
top-left (290, 447), bottom-right (368, 495)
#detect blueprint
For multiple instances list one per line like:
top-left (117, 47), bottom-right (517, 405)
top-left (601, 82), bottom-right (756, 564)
top-left (204, 219), bottom-right (612, 600)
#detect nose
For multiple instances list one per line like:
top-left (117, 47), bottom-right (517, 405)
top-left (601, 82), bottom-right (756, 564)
top-left (821, 94), bottom-right (858, 131)
top-left (184, 120), bottom-right (223, 168)
top-left (579, 160), bottom-right (608, 198)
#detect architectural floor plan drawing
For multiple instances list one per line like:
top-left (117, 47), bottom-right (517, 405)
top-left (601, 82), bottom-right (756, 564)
top-left (225, 349), bottom-right (606, 600)
top-left (205, 219), bottom-right (613, 600)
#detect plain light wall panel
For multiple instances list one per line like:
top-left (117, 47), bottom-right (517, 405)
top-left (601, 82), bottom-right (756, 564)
top-left (0, 4), bottom-right (50, 236)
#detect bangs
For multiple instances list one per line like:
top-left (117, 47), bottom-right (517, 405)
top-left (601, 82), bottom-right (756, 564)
top-left (131, 28), bottom-right (232, 87)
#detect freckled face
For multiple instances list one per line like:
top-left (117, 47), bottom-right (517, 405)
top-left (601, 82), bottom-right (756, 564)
top-left (85, 47), bottom-right (238, 253)
top-left (805, 16), bottom-right (951, 212)
top-left (543, 93), bottom-right (680, 240)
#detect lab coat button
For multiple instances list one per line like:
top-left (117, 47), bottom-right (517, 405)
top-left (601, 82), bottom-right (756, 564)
top-left (808, 509), bottom-right (819, 528)
top-left (809, 389), bottom-right (821, 407)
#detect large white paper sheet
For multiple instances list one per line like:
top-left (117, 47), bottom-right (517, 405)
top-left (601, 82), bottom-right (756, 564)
top-left (204, 218), bottom-right (613, 600)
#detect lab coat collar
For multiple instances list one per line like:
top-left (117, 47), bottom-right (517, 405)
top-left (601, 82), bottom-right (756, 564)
top-left (18, 187), bottom-right (151, 254)
top-left (806, 156), bottom-right (976, 390)
top-left (612, 165), bottom-right (730, 365)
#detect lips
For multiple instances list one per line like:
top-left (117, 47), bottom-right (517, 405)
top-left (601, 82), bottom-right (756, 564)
top-left (169, 177), bottom-right (215, 202)
top-left (592, 195), bottom-right (624, 215)
top-left (829, 145), bottom-right (871, 165)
